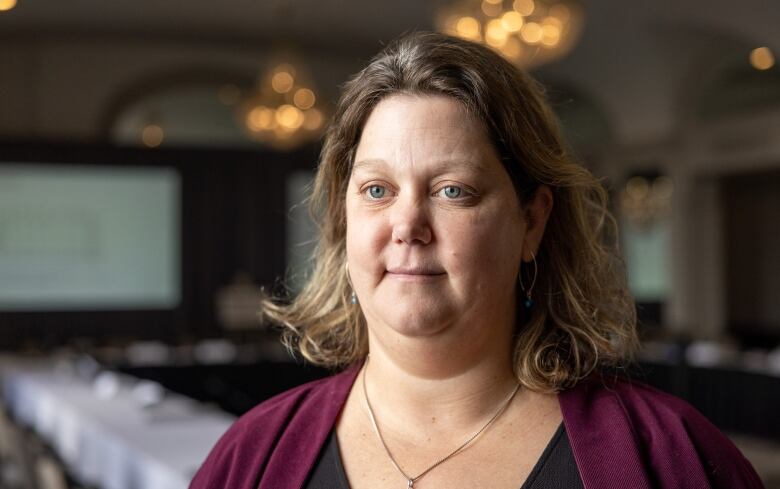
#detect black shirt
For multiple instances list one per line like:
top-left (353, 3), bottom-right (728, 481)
top-left (305, 423), bottom-right (583, 488)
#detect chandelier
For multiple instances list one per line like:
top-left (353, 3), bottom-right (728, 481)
top-left (436, 0), bottom-right (584, 68)
top-left (238, 60), bottom-right (326, 150)
top-left (619, 175), bottom-right (674, 231)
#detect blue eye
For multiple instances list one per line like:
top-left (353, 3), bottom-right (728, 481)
top-left (367, 185), bottom-right (386, 199)
top-left (442, 186), bottom-right (462, 198)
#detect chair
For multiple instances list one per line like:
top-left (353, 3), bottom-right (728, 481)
top-left (34, 454), bottom-right (69, 489)
top-left (0, 407), bottom-right (38, 488)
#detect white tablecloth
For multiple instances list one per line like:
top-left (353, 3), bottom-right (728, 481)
top-left (0, 359), bottom-right (235, 489)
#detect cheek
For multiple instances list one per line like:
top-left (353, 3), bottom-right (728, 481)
top-left (442, 209), bottom-right (524, 280)
top-left (345, 206), bottom-right (388, 274)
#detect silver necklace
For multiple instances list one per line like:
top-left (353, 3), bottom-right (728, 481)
top-left (361, 363), bottom-right (521, 488)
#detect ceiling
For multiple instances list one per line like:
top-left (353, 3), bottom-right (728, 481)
top-left (0, 0), bottom-right (441, 53)
top-left (1, 0), bottom-right (778, 146)
top-left (2, 0), bottom-right (776, 54)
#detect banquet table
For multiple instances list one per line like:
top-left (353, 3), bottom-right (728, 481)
top-left (0, 357), bottom-right (234, 489)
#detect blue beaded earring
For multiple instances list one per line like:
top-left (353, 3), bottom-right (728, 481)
top-left (518, 251), bottom-right (537, 310)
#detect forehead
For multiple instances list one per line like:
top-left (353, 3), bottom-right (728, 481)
top-left (353, 94), bottom-right (500, 174)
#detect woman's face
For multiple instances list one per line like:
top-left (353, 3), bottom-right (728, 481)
top-left (345, 94), bottom-right (528, 346)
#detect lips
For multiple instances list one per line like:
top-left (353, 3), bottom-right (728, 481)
top-left (386, 266), bottom-right (446, 276)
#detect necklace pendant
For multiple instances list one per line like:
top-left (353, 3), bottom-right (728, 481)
top-left (407, 480), bottom-right (414, 488)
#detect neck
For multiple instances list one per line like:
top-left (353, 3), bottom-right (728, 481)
top-left (362, 330), bottom-right (519, 437)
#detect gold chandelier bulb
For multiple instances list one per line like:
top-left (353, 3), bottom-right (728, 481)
top-left (0, 0), bottom-right (17, 12)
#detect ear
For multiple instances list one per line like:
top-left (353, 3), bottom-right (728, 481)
top-left (521, 185), bottom-right (553, 262)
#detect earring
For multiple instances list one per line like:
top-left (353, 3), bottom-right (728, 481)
top-left (518, 251), bottom-right (537, 310)
top-left (345, 262), bottom-right (359, 305)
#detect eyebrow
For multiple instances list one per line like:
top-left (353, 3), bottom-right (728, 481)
top-left (352, 158), bottom-right (488, 174)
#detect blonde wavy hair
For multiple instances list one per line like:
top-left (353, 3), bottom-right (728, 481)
top-left (262, 31), bottom-right (638, 393)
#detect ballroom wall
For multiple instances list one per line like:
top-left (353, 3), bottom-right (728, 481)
top-left (1, 0), bottom-right (779, 344)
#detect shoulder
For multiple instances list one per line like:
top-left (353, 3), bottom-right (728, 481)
top-left (560, 374), bottom-right (763, 488)
top-left (217, 372), bottom-right (331, 438)
top-left (572, 374), bottom-right (706, 425)
top-left (561, 373), bottom-right (725, 435)
top-left (230, 366), bottom-right (352, 432)
top-left (189, 364), bottom-right (360, 489)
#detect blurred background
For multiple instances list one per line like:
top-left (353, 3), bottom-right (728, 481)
top-left (0, 0), bottom-right (779, 487)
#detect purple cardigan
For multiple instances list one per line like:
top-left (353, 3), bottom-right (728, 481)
top-left (189, 364), bottom-right (764, 489)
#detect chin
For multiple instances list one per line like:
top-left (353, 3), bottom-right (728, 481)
top-left (375, 305), bottom-right (457, 338)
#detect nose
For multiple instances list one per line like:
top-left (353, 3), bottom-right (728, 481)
top-left (390, 193), bottom-right (432, 245)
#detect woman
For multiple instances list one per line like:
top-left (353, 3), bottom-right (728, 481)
top-left (191, 32), bottom-right (763, 489)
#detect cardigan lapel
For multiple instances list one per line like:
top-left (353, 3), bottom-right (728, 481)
top-left (259, 364), bottom-right (361, 489)
top-left (559, 379), bottom-right (653, 489)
